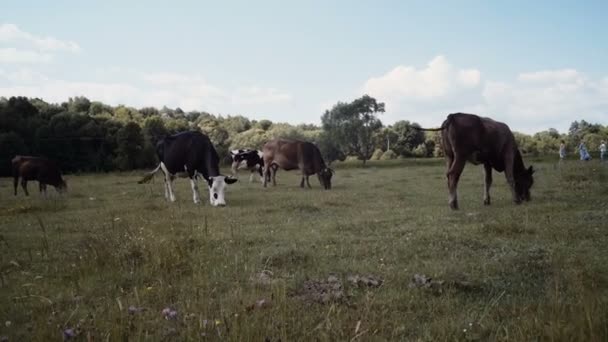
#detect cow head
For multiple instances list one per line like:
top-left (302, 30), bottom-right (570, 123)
top-left (56, 179), bottom-right (68, 194)
top-left (207, 176), bottom-right (238, 206)
top-left (515, 166), bottom-right (534, 202)
top-left (317, 168), bottom-right (334, 190)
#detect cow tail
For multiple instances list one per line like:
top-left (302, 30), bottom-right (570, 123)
top-left (138, 163), bottom-right (162, 184)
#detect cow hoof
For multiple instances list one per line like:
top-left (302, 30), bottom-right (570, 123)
top-left (483, 199), bottom-right (491, 205)
top-left (449, 202), bottom-right (459, 210)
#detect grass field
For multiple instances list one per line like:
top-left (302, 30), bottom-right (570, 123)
top-left (1, 158), bottom-right (607, 341)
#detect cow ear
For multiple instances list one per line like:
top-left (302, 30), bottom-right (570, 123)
top-left (528, 166), bottom-right (535, 175)
top-left (224, 176), bottom-right (238, 185)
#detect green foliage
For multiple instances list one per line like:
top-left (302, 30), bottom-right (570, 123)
top-left (115, 122), bottom-right (145, 170)
top-left (321, 94), bottom-right (384, 164)
top-left (256, 119), bottom-right (273, 131)
top-left (2, 96), bottom-right (607, 176)
top-left (380, 149), bottom-right (397, 160)
top-left (0, 132), bottom-right (28, 175)
top-left (316, 131), bottom-right (346, 164)
top-left (391, 121), bottom-right (426, 157)
top-left (371, 148), bottom-right (384, 160)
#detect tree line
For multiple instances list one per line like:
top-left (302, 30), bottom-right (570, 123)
top-left (1, 95), bottom-right (606, 176)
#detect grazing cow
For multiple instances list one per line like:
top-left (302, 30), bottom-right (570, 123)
top-left (262, 138), bottom-right (334, 189)
top-left (230, 149), bottom-right (265, 182)
top-left (139, 131), bottom-right (237, 206)
top-left (12, 155), bottom-right (67, 196)
top-left (418, 113), bottom-right (534, 209)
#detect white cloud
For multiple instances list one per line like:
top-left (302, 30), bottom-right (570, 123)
top-left (0, 23), bottom-right (81, 52)
top-left (359, 56), bottom-right (608, 133)
top-left (482, 69), bottom-right (608, 133)
top-left (363, 56), bottom-right (481, 101)
top-left (0, 68), bottom-right (292, 115)
top-left (0, 48), bottom-right (53, 63)
top-left (361, 55), bottom-right (483, 128)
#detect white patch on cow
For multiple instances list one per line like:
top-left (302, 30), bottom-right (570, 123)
top-left (257, 150), bottom-right (263, 159)
top-left (160, 162), bottom-right (176, 202)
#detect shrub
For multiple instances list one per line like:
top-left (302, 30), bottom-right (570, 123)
top-left (380, 149), bottom-right (397, 160)
top-left (371, 148), bottom-right (384, 160)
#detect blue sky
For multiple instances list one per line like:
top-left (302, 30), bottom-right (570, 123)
top-left (1, 0), bottom-right (607, 133)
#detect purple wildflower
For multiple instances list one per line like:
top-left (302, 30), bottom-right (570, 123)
top-left (63, 328), bottom-right (76, 340)
top-left (161, 307), bottom-right (178, 320)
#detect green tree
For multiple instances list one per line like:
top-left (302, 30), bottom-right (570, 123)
top-left (321, 95), bottom-right (384, 164)
top-left (0, 132), bottom-right (28, 176)
top-left (391, 121), bottom-right (425, 157)
top-left (115, 122), bottom-right (144, 170)
top-left (316, 131), bottom-right (345, 164)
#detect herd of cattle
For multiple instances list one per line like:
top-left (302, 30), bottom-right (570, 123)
top-left (10, 113), bottom-right (535, 210)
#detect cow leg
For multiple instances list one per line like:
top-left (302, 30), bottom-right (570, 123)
top-left (249, 169), bottom-right (254, 183)
top-left (271, 165), bottom-right (277, 186)
top-left (160, 163), bottom-right (176, 202)
top-left (306, 175), bottom-right (312, 188)
top-left (258, 165), bottom-right (264, 183)
top-left (13, 175), bottom-right (19, 196)
top-left (483, 163), bottom-right (492, 205)
top-left (447, 157), bottom-right (466, 210)
top-left (40, 183), bottom-right (47, 196)
top-left (190, 177), bottom-right (201, 204)
top-left (300, 176), bottom-right (305, 188)
top-left (263, 165), bottom-right (270, 187)
top-left (21, 179), bottom-right (29, 196)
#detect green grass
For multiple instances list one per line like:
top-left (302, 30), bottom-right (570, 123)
top-left (1, 159), bottom-right (607, 341)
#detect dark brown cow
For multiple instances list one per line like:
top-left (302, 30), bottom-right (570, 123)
top-left (262, 139), bottom-right (333, 189)
top-left (12, 155), bottom-right (67, 196)
top-left (419, 113), bottom-right (534, 209)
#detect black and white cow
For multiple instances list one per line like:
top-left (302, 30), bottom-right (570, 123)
top-left (139, 131), bottom-right (237, 206)
top-left (229, 149), bottom-right (265, 182)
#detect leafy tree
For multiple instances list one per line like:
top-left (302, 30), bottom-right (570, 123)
top-left (257, 119), bottom-right (273, 131)
top-left (316, 131), bottom-right (345, 164)
top-left (115, 122), bottom-right (144, 170)
top-left (321, 95), bottom-right (384, 164)
top-left (222, 115), bottom-right (252, 134)
top-left (391, 121), bottom-right (425, 157)
top-left (67, 96), bottom-right (91, 113)
top-left (0, 132), bottom-right (28, 176)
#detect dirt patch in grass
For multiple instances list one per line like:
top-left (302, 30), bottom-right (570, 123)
top-left (292, 274), bottom-right (383, 305)
top-left (292, 275), bottom-right (345, 304)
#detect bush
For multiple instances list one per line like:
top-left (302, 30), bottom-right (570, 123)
top-left (380, 149), bottom-right (397, 160)
top-left (371, 148), bottom-right (384, 160)
top-left (412, 144), bottom-right (428, 157)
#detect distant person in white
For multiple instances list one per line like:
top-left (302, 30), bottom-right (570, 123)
top-left (600, 140), bottom-right (607, 162)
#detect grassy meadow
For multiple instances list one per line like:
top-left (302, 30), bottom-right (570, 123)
top-left (1, 158), bottom-right (607, 341)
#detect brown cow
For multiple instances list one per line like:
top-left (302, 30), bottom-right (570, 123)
top-left (262, 139), bottom-right (334, 189)
top-left (12, 155), bottom-right (67, 196)
top-left (418, 113), bottom-right (534, 209)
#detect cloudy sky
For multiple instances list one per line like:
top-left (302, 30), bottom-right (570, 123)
top-left (1, 0), bottom-right (607, 133)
